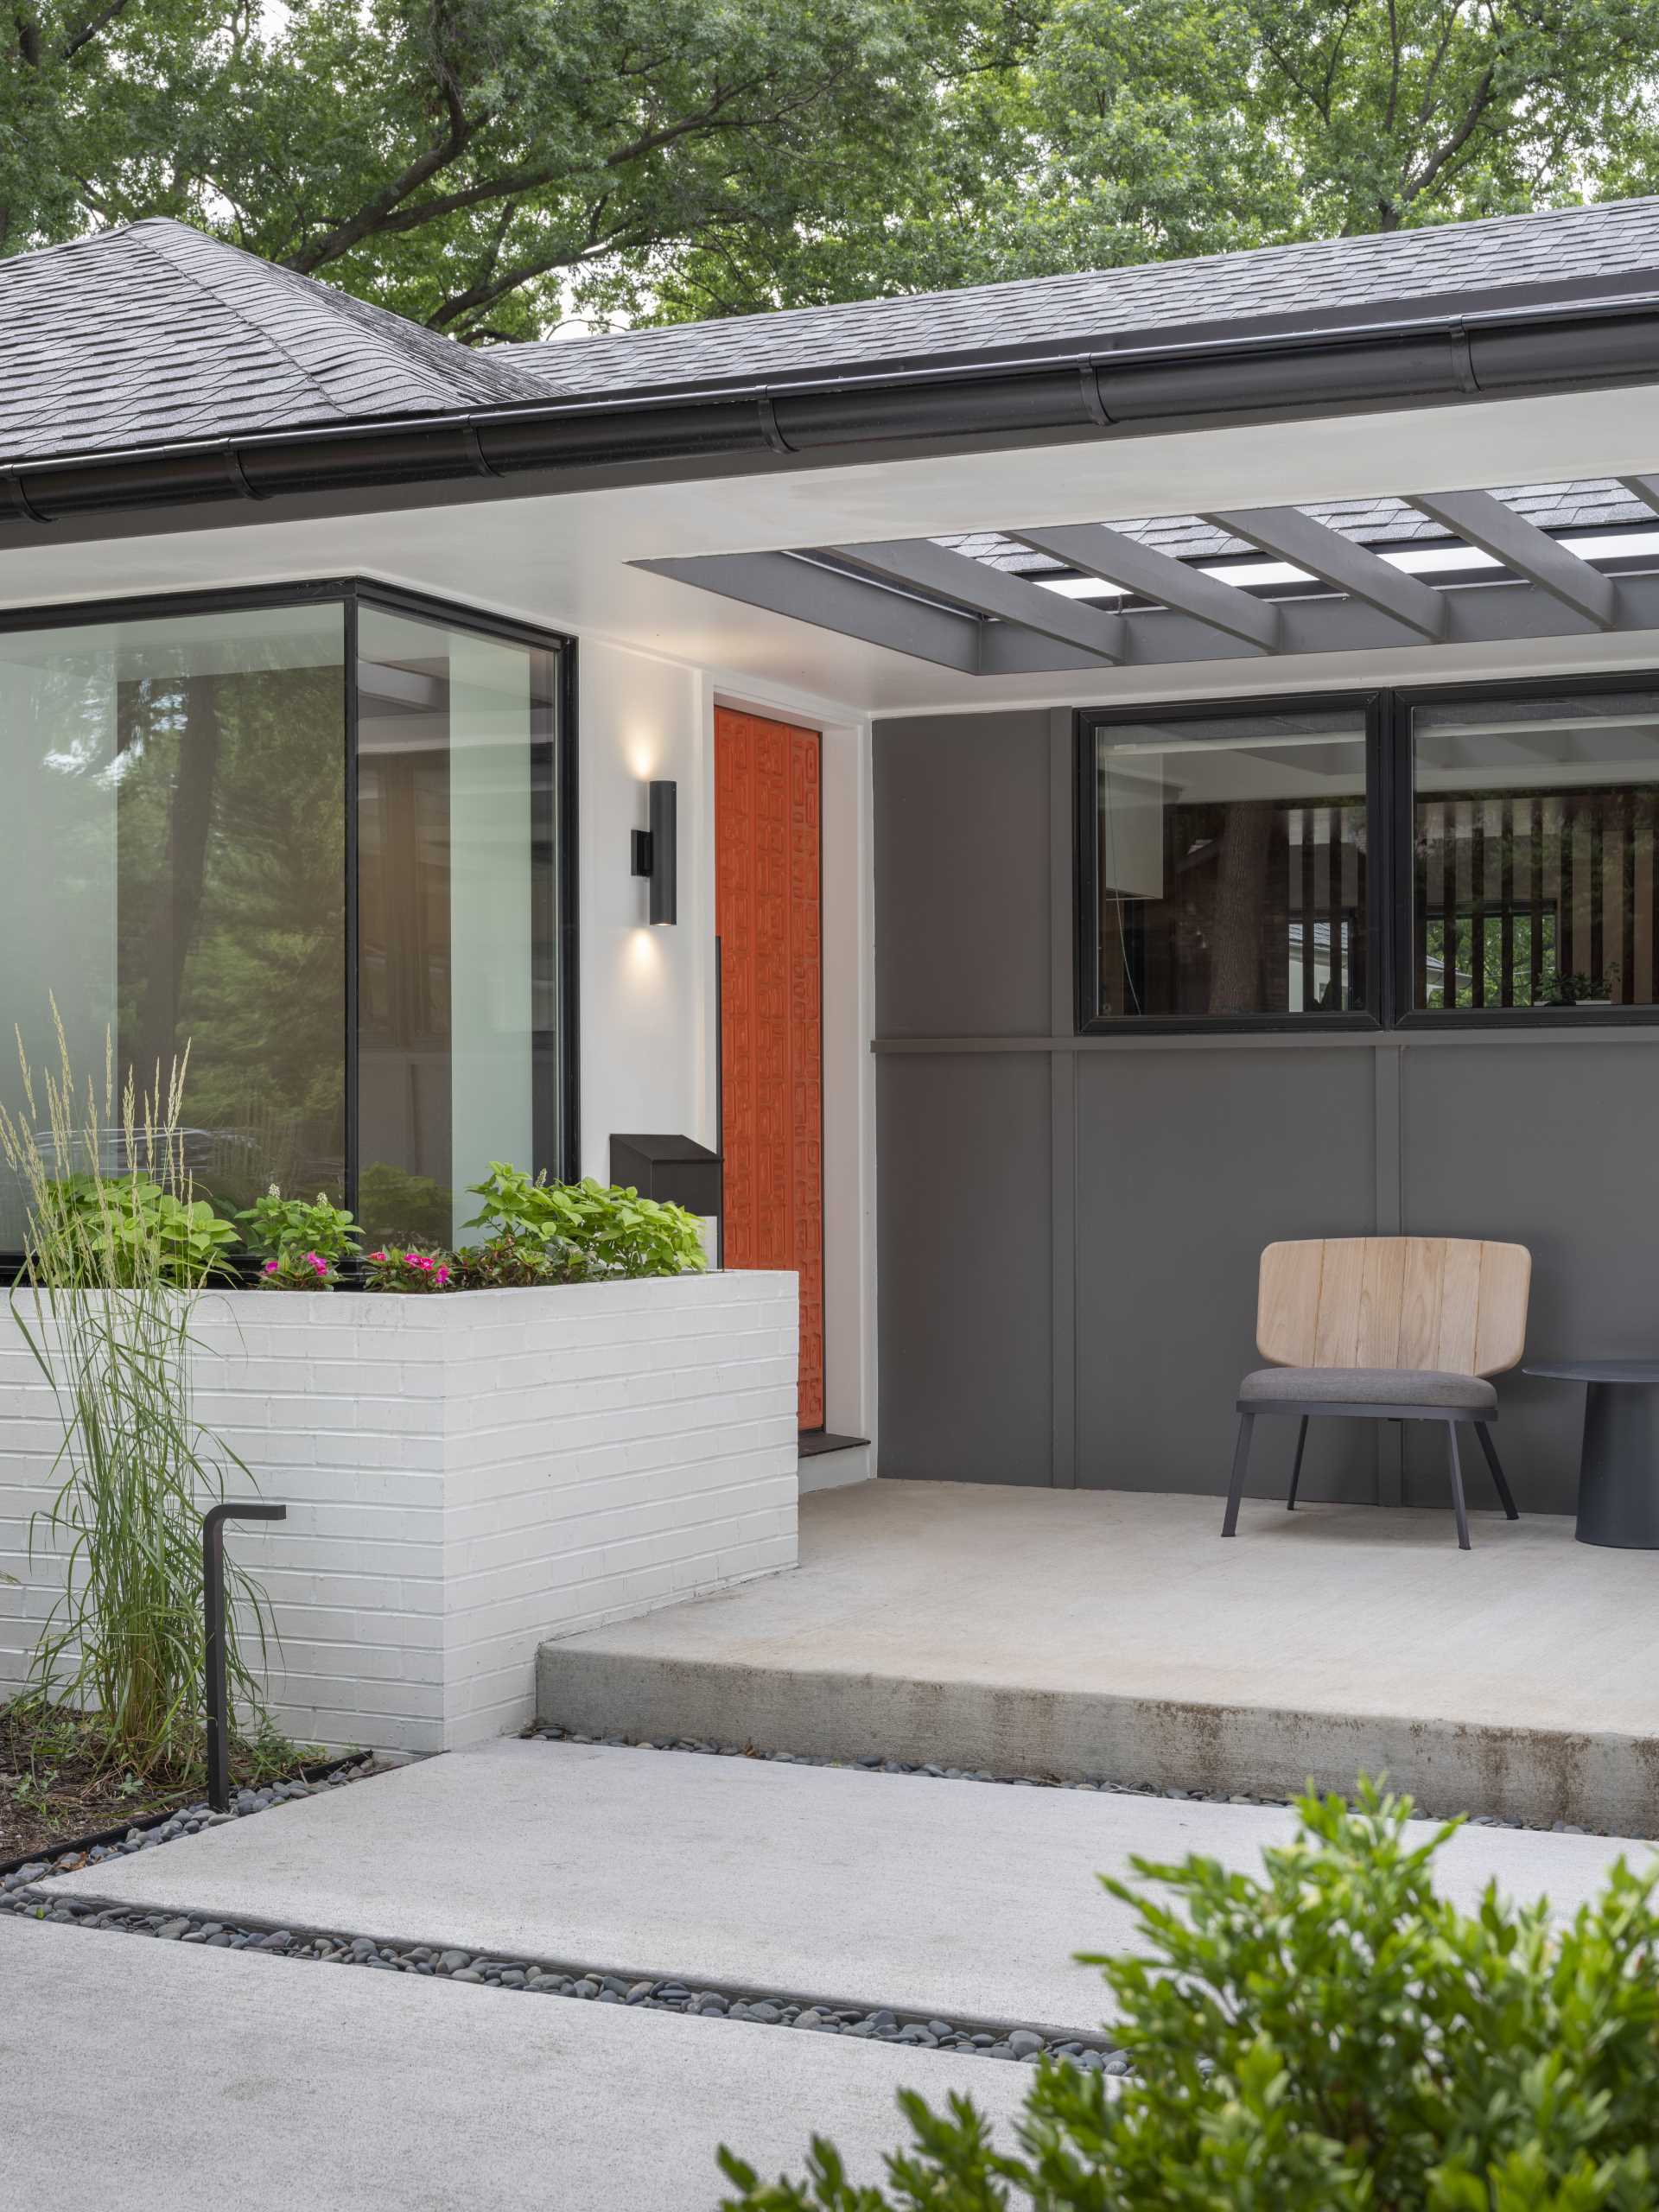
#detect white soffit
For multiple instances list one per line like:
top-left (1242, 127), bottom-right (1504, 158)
top-left (3, 384), bottom-right (1659, 715)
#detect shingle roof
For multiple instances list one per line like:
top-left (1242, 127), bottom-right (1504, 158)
top-left (5, 198), bottom-right (1659, 548)
top-left (0, 218), bottom-right (544, 465)
top-left (507, 196), bottom-right (1659, 398)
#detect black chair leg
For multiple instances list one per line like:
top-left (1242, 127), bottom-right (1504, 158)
top-left (1221, 1412), bottom-right (1255, 1536)
top-left (1286, 1416), bottom-right (1309, 1510)
top-left (1446, 1421), bottom-right (1471, 1551)
top-left (1473, 1422), bottom-right (1518, 1520)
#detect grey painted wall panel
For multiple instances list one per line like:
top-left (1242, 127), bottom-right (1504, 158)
top-left (873, 708), bottom-right (1659, 1527)
top-left (1073, 1047), bottom-right (1379, 1500)
top-left (1400, 1041), bottom-right (1659, 1516)
top-left (874, 710), bottom-right (1051, 1039)
top-left (876, 1052), bottom-right (1052, 1482)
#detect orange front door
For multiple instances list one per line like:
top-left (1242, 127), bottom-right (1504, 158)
top-left (715, 708), bottom-right (824, 1429)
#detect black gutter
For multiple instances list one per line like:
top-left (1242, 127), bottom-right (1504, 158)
top-left (5, 288), bottom-right (1659, 533)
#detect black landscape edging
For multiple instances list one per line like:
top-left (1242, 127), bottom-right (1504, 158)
top-left (0, 1885), bottom-right (1130, 2073)
top-left (0, 1751), bottom-right (372, 1882)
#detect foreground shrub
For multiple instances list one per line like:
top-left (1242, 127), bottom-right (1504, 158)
top-left (467, 1162), bottom-right (708, 1279)
top-left (718, 1783), bottom-right (1659, 2212)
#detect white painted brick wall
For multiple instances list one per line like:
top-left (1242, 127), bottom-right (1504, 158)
top-left (0, 1273), bottom-right (798, 1755)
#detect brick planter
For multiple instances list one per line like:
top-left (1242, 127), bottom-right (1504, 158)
top-left (0, 1273), bottom-right (798, 1756)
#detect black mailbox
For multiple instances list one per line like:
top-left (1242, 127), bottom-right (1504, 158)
top-left (609, 1133), bottom-right (722, 1217)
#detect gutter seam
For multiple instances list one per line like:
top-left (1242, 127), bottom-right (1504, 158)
top-left (2, 472), bottom-right (52, 524)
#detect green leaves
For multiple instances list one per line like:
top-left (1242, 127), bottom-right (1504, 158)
top-left (1, 0), bottom-right (1011, 339)
top-left (464, 1162), bottom-right (709, 1280)
top-left (236, 1186), bottom-right (361, 1267)
top-left (41, 1173), bottom-right (241, 1289)
top-left (14, 0), bottom-right (1659, 339)
top-left (718, 1782), bottom-right (1659, 2212)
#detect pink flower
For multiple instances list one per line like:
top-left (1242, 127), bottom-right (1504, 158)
top-left (263, 1258), bottom-right (279, 1274)
top-left (435, 1266), bottom-right (450, 1286)
top-left (367, 1249), bottom-right (387, 1263)
top-left (307, 1253), bottom-right (327, 1274)
top-left (406, 1252), bottom-right (433, 1272)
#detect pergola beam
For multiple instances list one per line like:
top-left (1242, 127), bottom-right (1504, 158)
top-left (636, 550), bottom-right (981, 672)
top-left (1410, 490), bottom-right (1618, 628)
top-left (834, 537), bottom-right (1126, 660)
top-left (1206, 505), bottom-right (1448, 639)
top-left (1619, 474), bottom-right (1659, 519)
top-left (637, 539), bottom-right (1659, 677)
top-left (1011, 522), bottom-right (1282, 651)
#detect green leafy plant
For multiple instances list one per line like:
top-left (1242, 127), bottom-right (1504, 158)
top-left (36, 1171), bottom-right (240, 1288)
top-left (10, 1764), bottom-right (59, 1819)
top-left (0, 1014), bottom-right (276, 1777)
top-left (362, 1243), bottom-right (454, 1293)
top-left (1541, 968), bottom-right (1619, 1007)
top-left (466, 1163), bottom-right (708, 1281)
top-left (452, 1230), bottom-right (559, 1290)
top-left (718, 1782), bottom-right (1659, 2211)
top-left (236, 1185), bottom-right (359, 1270)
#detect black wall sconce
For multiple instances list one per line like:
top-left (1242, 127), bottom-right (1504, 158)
top-left (630, 779), bottom-right (677, 925)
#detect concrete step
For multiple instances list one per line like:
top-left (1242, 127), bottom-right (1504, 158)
top-left (533, 1480), bottom-right (1659, 1834)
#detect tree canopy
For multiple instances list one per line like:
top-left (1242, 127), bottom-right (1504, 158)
top-left (6, 0), bottom-right (1659, 340)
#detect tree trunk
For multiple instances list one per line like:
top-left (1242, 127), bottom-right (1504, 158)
top-left (131, 674), bottom-right (224, 1087)
top-left (1207, 802), bottom-right (1273, 1015)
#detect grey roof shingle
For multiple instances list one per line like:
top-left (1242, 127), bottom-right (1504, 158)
top-left (507, 196), bottom-right (1659, 398)
top-left (0, 218), bottom-right (545, 466)
top-left (5, 199), bottom-right (1659, 567)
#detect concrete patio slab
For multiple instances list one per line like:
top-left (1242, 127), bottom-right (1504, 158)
top-left (43, 1738), bottom-right (1655, 2037)
top-left (0, 1914), bottom-right (1027, 2212)
top-left (536, 1482), bottom-right (1659, 1832)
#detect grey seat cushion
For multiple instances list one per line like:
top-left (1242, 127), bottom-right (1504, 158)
top-left (1239, 1366), bottom-right (1497, 1413)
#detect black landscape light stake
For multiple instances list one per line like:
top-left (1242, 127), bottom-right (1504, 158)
top-left (203, 1501), bottom-right (286, 1814)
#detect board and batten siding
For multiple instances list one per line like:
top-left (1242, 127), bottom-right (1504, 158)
top-left (873, 706), bottom-right (1659, 1516)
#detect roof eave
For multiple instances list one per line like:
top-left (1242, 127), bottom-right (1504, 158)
top-left (5, 286), bottom-right (1659, 540)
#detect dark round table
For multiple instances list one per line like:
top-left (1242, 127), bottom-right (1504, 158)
top-left (1523, 1359), bottom-right (1659, 1548)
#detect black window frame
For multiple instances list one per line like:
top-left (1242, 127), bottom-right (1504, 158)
top-left (1077, 671), bottom-right (1659, 1033)
top-left (1075, 690), bottom-right (1389, 1034)
top-left (0, 575), bottom-right (580, 1268)
top-left (1389, 668), bottom-right (1659, 1033)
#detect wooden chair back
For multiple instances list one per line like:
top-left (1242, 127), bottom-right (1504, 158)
top-left (1257, 1237), bottom-right (1531, 1378)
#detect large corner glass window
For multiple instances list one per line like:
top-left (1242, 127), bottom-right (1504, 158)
top-left (0, 583), bottom-right (572, 1260)
top-left (0, 599), bottom-right (347, 1250)
top-left (1080, 703), bottom-right (1371, 1025)
top-left (1409, 688), bottom-right (1659, 1014)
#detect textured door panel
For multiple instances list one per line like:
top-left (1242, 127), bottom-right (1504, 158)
top-left (717, 709), bottom-right (824, 1427)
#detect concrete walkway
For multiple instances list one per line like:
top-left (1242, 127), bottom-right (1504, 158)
top-left (45, 1739), bottom-right (1656, 2036)
top-left (537, 1482), bottom-right (1659, 1832)
top-left (0, 1915), bottom-right (1028, 2212)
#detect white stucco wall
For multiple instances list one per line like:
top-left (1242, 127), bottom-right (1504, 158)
top-left (577, 639), bottom-right (710, 1179)
top-left (0, 1275), bottom-right (798, 1757)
